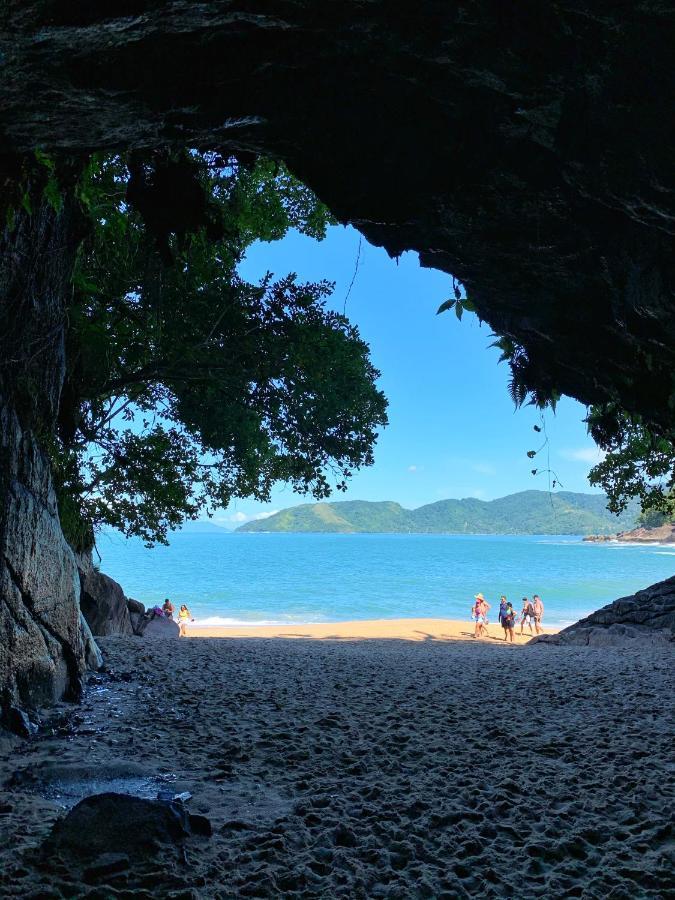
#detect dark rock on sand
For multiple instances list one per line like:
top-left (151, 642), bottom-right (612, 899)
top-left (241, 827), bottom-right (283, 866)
top-left (142, 616), bottom-right (180, 639)
top-left (82, 853), bottom-right (131, 884)
top-left (189, 814), bottom-right (213, 837)
top-left (79, 568), bottom-right (133, 638)
top-left (127, 598), bottom-right (146, 635)
top-left (533, 575), bottom-right (675, 647)
top-left (43, 793), bottom-right (211, 859)
top-left (127, 598), bottom-right (145, 616)
top-left (79, 613), bottom-right (103, 671)
top-left (2, 705), bottom-right (38, 738)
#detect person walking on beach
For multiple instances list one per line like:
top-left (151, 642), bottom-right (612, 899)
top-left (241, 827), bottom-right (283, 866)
top-left (472, 594), bottom-right (484, 638)
top-left (480, 595), bottom-right (491, 636)
top-left (533, 594), bottom-right (545, 634)
top-left (498, 596), bottom-right (508, 636)
top-left (472, 593), bottom-right (490, 638)
top-left (520, 597), bottom-right (535, 635)
top-left (178, 604), bottom-right (193, 637)
top-left (502, 601), bottom-right (516, 643)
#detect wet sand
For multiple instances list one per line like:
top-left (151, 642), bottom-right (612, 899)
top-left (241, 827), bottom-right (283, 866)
top-left (0, 632), bottom-right (673, 897)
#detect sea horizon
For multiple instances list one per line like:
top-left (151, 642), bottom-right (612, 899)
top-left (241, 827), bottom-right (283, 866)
top-left (97, 531), bottom-right (675, 630)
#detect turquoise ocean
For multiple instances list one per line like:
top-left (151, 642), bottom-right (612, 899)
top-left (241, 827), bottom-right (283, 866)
top-left (97, 532), bottom-right (675, 630)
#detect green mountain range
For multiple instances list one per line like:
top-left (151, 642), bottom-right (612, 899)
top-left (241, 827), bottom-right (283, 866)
top-left (237, 491), bottom-right (639, 535)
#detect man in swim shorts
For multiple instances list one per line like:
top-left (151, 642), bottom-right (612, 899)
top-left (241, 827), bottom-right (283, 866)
top-left (532, 594), bottom-right (544, 634)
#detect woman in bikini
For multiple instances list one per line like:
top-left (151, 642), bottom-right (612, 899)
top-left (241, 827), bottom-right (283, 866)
top-left (472, 593), bottom-right (490, 638)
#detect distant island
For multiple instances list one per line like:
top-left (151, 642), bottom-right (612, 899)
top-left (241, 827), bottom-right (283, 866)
top-left (236, 490), bottom-right (639, 535)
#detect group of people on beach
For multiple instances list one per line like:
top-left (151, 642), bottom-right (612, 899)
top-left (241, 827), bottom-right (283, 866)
top-left (160, 598), bottom-right (194, 637)
top-left (471, 593), bottom-right (544, 642)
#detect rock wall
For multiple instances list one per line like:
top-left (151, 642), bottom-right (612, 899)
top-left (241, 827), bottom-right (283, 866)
top-left (0, 191), bottom-right (88, 708)
top-left (76, 551), bottom-right (134, 638)
top-left (533, 576), bottom-right (675, 648)
top-left (0, 406), bottom-right (86, 705)
top-left (79, 569), bottom-right (134, 638)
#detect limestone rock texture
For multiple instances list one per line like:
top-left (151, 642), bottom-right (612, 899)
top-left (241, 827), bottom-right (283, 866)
top-left (533, 575), bottom-right (675, 647)
top-left (0, 2), bottom-right (673, 431)
top-left (0, 194), bottom-right (87, 708)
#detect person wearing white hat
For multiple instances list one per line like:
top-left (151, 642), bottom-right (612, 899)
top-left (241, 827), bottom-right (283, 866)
top-left (471, 593), bottom-right (490, 638)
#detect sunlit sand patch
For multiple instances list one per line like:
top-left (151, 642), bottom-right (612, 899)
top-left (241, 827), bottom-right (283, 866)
top-left (188, 617), bottom-right (552, 643)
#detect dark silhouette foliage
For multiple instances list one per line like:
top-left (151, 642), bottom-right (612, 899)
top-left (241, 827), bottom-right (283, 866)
top-left (54, 152), bottom-right (387, 546)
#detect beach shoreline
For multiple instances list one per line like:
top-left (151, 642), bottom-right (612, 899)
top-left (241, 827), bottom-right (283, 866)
top-left (188, 616), bottom-right (556, 643)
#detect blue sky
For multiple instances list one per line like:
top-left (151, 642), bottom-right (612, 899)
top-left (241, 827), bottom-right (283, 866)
top-left (214, 226), bottom-right (604, 527)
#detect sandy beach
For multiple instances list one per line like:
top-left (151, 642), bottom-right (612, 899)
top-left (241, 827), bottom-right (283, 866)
top-left (189, 617), bottom-right (546, 643)
top-left (0, 627), bottom-right (673, 897)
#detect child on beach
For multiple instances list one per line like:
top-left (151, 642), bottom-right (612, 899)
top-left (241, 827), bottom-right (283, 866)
top-left (178, 604), bottom-right (193, 637)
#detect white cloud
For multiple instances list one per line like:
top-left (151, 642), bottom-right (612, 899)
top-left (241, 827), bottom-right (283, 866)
top-left (228, 511), bottom-right (249, 523)
top-left (407, 465), bottom-right (418, 473)
top-left (253, 509), bottom-right (279, 520)
top-left (560, 447), bottom-right (606, 464)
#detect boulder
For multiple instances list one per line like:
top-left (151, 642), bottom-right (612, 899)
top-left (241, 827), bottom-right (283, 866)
top-left (79, 569), bottom-right (133, 638)
top-left (532, 576), bottom-right (675, 648)
top-left (126, 598), bottom-right (145, 616)
top-left (43, 793), bottom-right (210, 858)
top-left (1, 704), bottom-right (39, 738)
top-left (79, 613), bottom-right (103, 671)
top-left (142, 616), bottom-right (180, 639)
top-left (126, 598), bottom-right (146, 636)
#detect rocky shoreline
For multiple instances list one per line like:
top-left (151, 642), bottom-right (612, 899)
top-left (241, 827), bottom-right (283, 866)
top-left (583, 524), bottom-right (675, 544)
top-left (533, 575), bottom-right (675, 648)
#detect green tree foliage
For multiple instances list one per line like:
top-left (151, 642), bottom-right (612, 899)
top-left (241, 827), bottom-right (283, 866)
top-left (56, 152), bottom-right (387, 547)
top-left (587, 406), bottom-right (675, 518)
top-left (637, 505), bottom-right (674, 528)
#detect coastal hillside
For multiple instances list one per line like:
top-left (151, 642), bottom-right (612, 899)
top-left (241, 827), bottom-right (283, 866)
top-left (237, 491), bottom-right (639, 535)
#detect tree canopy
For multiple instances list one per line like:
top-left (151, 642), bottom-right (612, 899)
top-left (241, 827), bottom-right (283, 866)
top-left (586, 406), bottom-right (675, 521)
top-left (54, 152), bottom-right (387, 547)
top-left (48, 150), bottom-right (673, 550)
